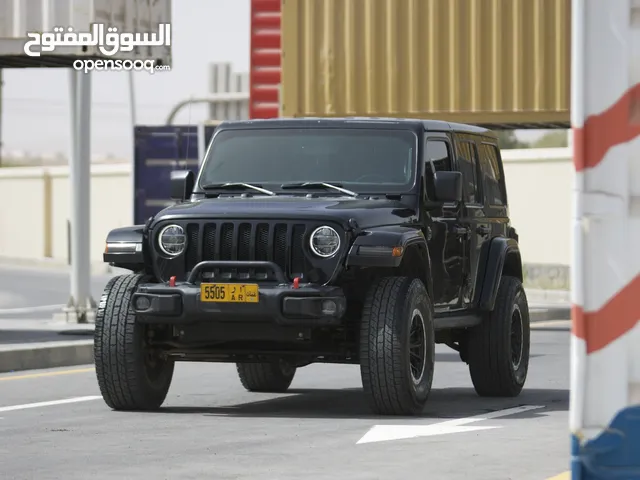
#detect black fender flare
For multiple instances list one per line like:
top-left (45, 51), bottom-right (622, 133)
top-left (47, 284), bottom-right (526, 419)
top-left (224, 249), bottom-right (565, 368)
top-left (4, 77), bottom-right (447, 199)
top-left (104, 225), bottom-right (147, 271)
top-left (475, 237), bottom-right (522, 311)
top-left (346, 226), bottom-right (432, 291)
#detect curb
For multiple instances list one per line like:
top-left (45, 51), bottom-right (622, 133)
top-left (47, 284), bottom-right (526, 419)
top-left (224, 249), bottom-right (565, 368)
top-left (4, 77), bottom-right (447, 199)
top-left (525, 288), bottom-right (570, 303)
top-left (0, 340), bottom-right (93, 374)
top-left (530, 306), bottom-right (571, 322)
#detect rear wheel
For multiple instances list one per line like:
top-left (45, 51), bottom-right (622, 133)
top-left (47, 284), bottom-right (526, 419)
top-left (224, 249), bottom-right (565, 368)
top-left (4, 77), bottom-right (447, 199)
top-left (94, 274), bottom-right (174, 410)
top-left (236, 361), bottom-right (296, 393)
top-left (467, 275), bottom-right (530, 397)
top-left (359, 276), bottom-right (435, 416)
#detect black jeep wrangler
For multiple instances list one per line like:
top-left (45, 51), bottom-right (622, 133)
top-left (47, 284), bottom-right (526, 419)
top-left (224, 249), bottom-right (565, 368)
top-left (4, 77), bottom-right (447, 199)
top-left (95, 118), bottom-right (530, 416)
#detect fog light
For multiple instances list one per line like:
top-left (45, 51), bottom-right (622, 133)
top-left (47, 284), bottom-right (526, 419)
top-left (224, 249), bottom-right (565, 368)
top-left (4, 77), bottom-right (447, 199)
top-left (135, 296), bottom-right (151, 310)
top-left (321, 300), bottom-right (338, 316)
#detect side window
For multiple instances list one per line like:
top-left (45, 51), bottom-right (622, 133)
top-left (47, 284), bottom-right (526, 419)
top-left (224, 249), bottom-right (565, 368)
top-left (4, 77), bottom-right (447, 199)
top-left (455, 140), bottom-right (479, 204)
top-left (424, 139), bottom-right (452, 201)
top-left (426, 139), bottom-right (451, 172)
top-left (479, 143), bottom-right (505, 206)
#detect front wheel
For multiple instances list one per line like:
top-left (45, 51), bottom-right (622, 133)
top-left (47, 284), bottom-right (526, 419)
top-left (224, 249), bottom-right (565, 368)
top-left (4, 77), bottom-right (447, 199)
top-left (359, 276), bottom-right (435, 416)
top-left (94, 274), bottom-right (174, 410)
top-left (467, 275), bottom-right (530, 397)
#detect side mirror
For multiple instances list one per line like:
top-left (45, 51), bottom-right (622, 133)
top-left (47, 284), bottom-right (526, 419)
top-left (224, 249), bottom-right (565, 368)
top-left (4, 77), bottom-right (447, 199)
top-left (170, 170), bottom-right (194, 201)
top-left (434, 171), bottom-right (463, 203)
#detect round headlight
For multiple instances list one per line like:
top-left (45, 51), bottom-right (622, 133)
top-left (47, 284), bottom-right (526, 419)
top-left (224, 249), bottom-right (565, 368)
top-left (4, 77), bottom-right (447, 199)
top-left (158, 224), bottom-right (186, 256)
top-left (309, 226), bottom-right (340, 258)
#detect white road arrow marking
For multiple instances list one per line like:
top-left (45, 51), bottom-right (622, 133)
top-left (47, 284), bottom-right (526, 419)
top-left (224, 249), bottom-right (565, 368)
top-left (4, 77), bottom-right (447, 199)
top-left (357, 404), bottom-right (545, 444)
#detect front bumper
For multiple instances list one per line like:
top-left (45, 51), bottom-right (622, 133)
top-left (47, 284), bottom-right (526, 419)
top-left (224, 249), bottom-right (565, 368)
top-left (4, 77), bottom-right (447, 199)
top-left (131, 261), bottom-right (346, 326)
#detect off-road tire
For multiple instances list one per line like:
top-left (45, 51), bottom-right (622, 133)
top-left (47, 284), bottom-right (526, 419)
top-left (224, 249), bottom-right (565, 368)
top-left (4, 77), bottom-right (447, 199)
top-left (359, 276), bottom-right (435, 416)
top-left (467, 275), bottom-right (530, 397)
top-left (94, 274), bottom-right (174, 410)
top-left (236, 362), bottom-right (296, 393)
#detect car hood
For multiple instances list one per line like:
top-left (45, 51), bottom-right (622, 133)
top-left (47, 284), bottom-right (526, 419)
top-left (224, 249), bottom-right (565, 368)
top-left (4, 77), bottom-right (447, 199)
top-left (152, 195), bottom-right (419, 229)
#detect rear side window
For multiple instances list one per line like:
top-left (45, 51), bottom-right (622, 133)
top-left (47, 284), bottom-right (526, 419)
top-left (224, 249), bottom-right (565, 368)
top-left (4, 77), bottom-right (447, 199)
top-left (478, 143), bottom-right (505, 206)
top-left (455, 141), bottom-right (479, 204)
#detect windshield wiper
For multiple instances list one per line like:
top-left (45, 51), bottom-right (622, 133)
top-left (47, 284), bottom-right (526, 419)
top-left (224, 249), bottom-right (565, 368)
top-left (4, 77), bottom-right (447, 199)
top-left (281, 182), bottom-right (358, 197)
top-left (201, 182), bottom-right (276, 196)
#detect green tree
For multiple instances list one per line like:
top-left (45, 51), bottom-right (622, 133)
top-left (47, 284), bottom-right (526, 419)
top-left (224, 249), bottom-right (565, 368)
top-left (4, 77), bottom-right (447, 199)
top-left (495, 131), bottom-right (531, 149)
top-left (532, 130), bottom-right (569, 148)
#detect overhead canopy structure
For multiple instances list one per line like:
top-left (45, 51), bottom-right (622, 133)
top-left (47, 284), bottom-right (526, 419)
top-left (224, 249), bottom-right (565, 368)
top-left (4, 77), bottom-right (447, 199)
top-left (0, 0), bottom-right (172, 323)
top-left (0, 0), bottom-right (172, 68)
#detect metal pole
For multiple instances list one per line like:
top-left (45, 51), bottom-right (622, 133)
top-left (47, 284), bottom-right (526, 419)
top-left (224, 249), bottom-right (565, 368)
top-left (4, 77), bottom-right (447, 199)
top-left (68, 70), bottom-right (94, 323)
top-left (0, 68), bottom-right (3, 167)
top-left (128, 71), bottom-right (137, 126)
top-left (67, 69), bottom-right (79, 319)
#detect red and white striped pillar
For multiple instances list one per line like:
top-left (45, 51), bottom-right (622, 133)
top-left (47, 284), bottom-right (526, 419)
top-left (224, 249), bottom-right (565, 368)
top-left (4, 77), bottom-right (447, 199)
top-left (570, 0), bottom-right (640, 478)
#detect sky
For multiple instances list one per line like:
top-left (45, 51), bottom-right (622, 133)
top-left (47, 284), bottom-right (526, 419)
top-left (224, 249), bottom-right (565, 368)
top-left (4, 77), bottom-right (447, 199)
top-left (1, 0), bottom-right (543, 159)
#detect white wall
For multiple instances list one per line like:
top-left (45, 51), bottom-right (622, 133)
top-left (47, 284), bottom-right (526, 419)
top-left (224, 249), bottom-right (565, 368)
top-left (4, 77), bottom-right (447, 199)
top-left (0, 164), bottom-right (132, 265)
top-left (501, 148), bottom-right (573, 267)
top-left (0, 147), bottom-right (573, 268)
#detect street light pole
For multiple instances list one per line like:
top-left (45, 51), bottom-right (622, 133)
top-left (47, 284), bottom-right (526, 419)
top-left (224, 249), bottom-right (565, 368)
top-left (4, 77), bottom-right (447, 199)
top-left (66, 69), bottom-right (95, 323)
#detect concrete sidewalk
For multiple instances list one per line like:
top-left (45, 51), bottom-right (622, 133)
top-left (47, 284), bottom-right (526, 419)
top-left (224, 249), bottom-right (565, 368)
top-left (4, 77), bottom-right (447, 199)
top-left (0, 288), bottom-right (570, 374)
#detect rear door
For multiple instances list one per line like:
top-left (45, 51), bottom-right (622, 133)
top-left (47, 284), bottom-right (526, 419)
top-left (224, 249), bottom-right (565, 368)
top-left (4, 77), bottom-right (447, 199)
top-left (477, 141), bottom-right (509, 239)
top-left (452, 134), bottom-right (486, 307)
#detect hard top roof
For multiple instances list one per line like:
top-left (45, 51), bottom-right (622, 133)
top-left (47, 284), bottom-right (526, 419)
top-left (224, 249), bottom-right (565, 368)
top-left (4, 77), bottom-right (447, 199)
top-left (214, 117), bottom-right (496, 137)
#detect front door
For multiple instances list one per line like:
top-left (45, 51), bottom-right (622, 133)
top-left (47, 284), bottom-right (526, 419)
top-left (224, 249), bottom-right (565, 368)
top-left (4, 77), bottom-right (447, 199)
top-left (424, 134), bottom-right (466, 312)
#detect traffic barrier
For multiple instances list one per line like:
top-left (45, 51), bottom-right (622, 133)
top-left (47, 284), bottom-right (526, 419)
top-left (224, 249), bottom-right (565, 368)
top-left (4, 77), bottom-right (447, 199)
top-left (569, 0), bottom-right (640, 477)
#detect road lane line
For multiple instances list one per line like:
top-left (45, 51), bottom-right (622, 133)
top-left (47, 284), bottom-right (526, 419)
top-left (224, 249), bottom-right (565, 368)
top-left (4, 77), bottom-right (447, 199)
top-left (0, 396), bottom-right (101, 413)
top-left (0, 367), bottom-right (94, 381)
top-left (546, 472), bottom-right (570, 480)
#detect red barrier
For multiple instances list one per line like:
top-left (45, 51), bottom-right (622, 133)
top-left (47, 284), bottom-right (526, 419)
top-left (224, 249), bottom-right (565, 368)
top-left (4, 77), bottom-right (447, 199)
top-left (249, 0), bottom-right (281, 119)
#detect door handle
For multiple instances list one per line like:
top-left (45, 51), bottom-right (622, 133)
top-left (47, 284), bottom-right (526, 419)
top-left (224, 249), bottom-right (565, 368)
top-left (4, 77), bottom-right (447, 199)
top-left (476, 225), bottom-right (491, 235)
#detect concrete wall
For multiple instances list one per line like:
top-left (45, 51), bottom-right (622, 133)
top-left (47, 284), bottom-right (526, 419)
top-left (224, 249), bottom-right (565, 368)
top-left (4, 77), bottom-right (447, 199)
top-left (0, 164), bottom-right (132, 267)
top-left (0, 147), bottom-right (573, 287)
top-left (501, 148), bottom-right (573, 289)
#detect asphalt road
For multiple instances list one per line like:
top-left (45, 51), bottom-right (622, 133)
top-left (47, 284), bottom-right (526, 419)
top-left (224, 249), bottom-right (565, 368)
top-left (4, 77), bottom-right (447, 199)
top-left (0, 323), bottom-right (570, 480)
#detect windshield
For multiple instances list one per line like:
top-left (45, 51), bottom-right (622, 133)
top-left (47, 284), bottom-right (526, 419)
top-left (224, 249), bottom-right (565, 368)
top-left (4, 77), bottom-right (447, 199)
top-left (197, 128), bottom-right (418, 194)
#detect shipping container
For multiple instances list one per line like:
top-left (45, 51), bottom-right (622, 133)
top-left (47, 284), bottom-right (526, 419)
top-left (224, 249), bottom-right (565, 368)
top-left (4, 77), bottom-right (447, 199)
top-left (280, 0), bottom-right (571, 128)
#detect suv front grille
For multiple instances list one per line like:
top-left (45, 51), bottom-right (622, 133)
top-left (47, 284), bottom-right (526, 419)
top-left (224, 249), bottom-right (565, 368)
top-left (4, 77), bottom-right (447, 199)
top-left (154, 220), bottom-right (313, 282)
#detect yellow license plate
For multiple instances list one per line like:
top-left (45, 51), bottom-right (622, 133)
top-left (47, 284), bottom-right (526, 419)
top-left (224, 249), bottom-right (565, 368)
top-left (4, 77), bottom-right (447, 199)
top-left (200, 283), bottom-right (259, 303)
